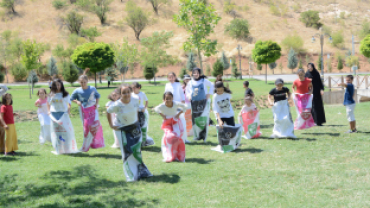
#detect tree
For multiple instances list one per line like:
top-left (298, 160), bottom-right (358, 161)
top-left (76, 0), bottom-right (113, 24)
top-left (58, 10), bottom-right (84, 34)
top-left (8, 37), bottom-right (23, 63)
top-left (223, 0), bottom-right (236, 16)
top-left (81, 27), bottom-right (102, 42)
top-left (231, 58), bottom-right (240, 78)
top-left (359, 20), bottom-right (370, 39)
top-left (224, 18), bottom-right (250, 40)
top-left (252, 40), bottom-right (282, 83)
top-left (287, 48), bottom-right (298, 74)
top-left (146, 0), bottom-right (171, 15)
top-left (0, 30), bottom-right (14, 83)
top-left (212, 59), bottom-right (224, 77)
top-left (21, 40), bottom-right (42, 99)
top-left (298, 58), bottom-right (303, 69)
top-left (205, 64), bottom-right (211, 76)
top-left (143, 65), bottom-right (155, 81)
top-left (281, 34), bottom-right (305, 54)
top-left (112, 38), bottom-right (138, 82)
top-left (220, 51), bottom-right (230, 70)
top-left (256, 63), bottom-right (262, 75)
top-left (125, 0), bottom-right (151, 40)
top-left (337, 56), bottom-right (343, 70)
top-left (47, 56), bottom-right (58, 77)
top-left (317, 54), bottom-right (323, 72)
top-left (62, 61), bottom-right (79, 86)
top-left (27, 70), bottom-right (39, 94)
top-left (299, 10), bottom-right (322, 29)
top-left (360, 34), bottom-right (370, 58)
top-left (179, 67), bottom-right (187, 79)
top-left (327, 56), bottom-right (332, 72)
top-left (140, 31), bottom-right (177, 83)
top-left (0, 72), bottom-right (4, 83)
top-left (106, 66), bottom-right (118, 82)
top-left (268, 62), bottom-right (277, 74)
top-left (10, 63), bottom-right (27, 81)
top-left (71, 42), bottom-right (115, 88)
top-left (278, 62), bottom-right (283, 74)
top-left (186, 52), bottom-right (197, 71)
top-left (0, 0), bottom-right (20, 13)
top-left (331, 31), bottom-right (344, 48)
top-left (174, 0), bottom-right (221, 71)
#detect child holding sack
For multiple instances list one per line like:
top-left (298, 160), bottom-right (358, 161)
top-left (238, 96), bottom-right (262, 139)
top-left (35, 89), bottom-right (51, 144)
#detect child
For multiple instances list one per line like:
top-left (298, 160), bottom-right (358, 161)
top-left (182, 74), bottom-right (193, 138)
top-left (154, 92), bottom-right (187, 162)
top-left (132, 82), bottom-right (154, 147)
top-left (48, 79), bottom-right (78, 155)
top-left (338, 75), bottom-right (357, 133)
top-left (292, 69), bottom-right (313, 95)
top-left (268, 78), bottom-right (296, 138)
top-left (238, 96), bottom-right (262, 139)
top-left (0, 84), bottom-right (8, 154)
top-left (105, 89), bottom-right (121, 148)
top-left (0, 93), bottom-right (19, 156)
top-left (35, 89), bottom-right (51, 144)
top-left (107, 84), bottom-right (152, 182)
top-left (212, 81), bottom-right (235, 127)
top-left (243, 81), bottom-right (255, 99)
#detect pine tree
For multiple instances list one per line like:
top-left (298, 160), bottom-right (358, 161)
top-left (179, 67), bottom-right (187, 79)
top-left (278, 62), bottom-right (283, 74)
top-left (186, 52), bottom-right (197, 71)
top-left (287, 48), bottom-right (298, 73)
top-left (212, 59), bottom-right (224, 77)
top-left (298, 58), bottom-right (303, 69)
top-left (231, 59), bottom-right (240, 78)
top-left (62, 61), bottom-right (79, 86)
top-left (46, 56), bottom-right (58, 77)
top-left (143, 65), bottom-right (156, 81)
top-left (317, 54), bottom-right (323, 71)
top-left (220, 51), bottom-right (230, 70)
top-left (27, 70), bottom-right (38, 94)
top-left (337, 56), bottom-right (343, 70)
top-left (268, 62), bottom-right (277, 74)
top-left (205, 64), bottom-right (211, 76)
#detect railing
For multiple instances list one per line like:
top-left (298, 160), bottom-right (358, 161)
top-left (325, 75), bottom-right (370, 91)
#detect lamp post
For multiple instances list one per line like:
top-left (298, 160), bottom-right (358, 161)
top-left (311, 27), bottom-right (332, 79)
top-left (236, 44), bottom-right (242, 79)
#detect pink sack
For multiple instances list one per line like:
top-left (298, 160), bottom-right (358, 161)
top-left (161, 118), bottom-right (186, 163)
top-left (80, 106), bottom-right (105, 152)
top-left (239, 109), bottom-right (262, 139)
top-left (293, 94), bottom-right (316, 130)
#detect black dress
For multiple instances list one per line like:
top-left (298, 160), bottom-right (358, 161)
top-left (305, 70), bottom-right (326, 126)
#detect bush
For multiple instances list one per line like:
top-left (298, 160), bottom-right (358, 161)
top-left (360, 34), bottom-right (370, 58)
top-left (220, 51), bottom-right (230, 70)
top-left (331, 31), bottom-right (344, 48)
top-left (322, 25), bottom-right (332, 36)
top-left (143, 65), bottom-right (156, 81)
top-left (268, 62), bottom-right (277, 74)
top-left (292, 3), bottom-right (301, 13)
top-left (62, 62), bottom-right (79, 85)
top-left (179, 67), bottom-right (187, 79)
top-left (80, 27), bottom-right (102, 42)
top-left (359, 21), bottom-right (370, 39)
top-left (300, 10), bottom-right (322, 29)
top-left (59, 11), bottom-right (84, 34)
top-left (224, 18), bottom-right (250, 40)
top-left (0, 73), bottom-right (4, 83)
top-left (186, 52), bottom-right (197, 71)
top-left (223, 0), bottom-right (236, 15)
top-left (337, 56), bottom-right (343, 70)
top-left (287, 48), bottom-right (298, 72)
top-left (231, 58), bottom-right (240, 78)
top-left (257, 63), bottom-right (262, 71)
top-left (212, 59), bottom-right (223, 77)
top-left (281, 34), bottom-right (305, 54)
top-left (205, 64), bottom-right (211, 76)
top-left (340, 11), bottom-right (345, 19)
top-left (11, 63), bottom-right (27, 81)
top-left (52, 0), bottom-right (66, 9)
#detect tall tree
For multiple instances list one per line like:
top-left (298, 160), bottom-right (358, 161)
top-left (360, 34), bottom-right (370, 58)
top-left (58, 10), bottom-right (84, 34)
top-left (268, 62), bottom-right (277, 74)
top-left (112, 38), bottom-right (138, 82)
top-left (125, 0), bottom-right (151, 40)
top-left (231, 57), bottom-right (240, 78)
top-left (0, 30), bottom-right (13, 83)
top-left (146, 0), bottom-right (171, 15)
top-left (21, 40), bottom-right (42, 98)
top-left (252, 40), bottom-right (282, 83)
top-left (0, 0), bottom-right (20, 13)
top-left (71, 42), bottom-right (115, 88)
top-left (287, 48), bottom-right (298, 74)
top-left (47, 56), bottom-right (58, 77)
top-left (186, 52), bottom-right (197, 71)
top-left (76, 0), bottom-right (113, 24)
top-left (337, 56), bottom-right (343, 70)
top-left (174, 0), bottom-right (221, 71)
top-left (212, 59), bottom-right (223, 77)
top-left (220, 51), bottom-right (230, 71)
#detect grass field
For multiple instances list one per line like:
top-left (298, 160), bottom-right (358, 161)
top-left (1, 79), bottom-right (370, 207)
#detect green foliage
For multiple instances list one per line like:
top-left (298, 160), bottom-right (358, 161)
top-left (339, 11), bottom-right (345, 19)
top-left (327, 56), bottom-right (332, 72)
top-left (173, 0), bottom-right (221, 70)
top-left (10, 63), bottom-right (27, 81)
top-left (223, 0), bottom-right (236, 15)
top-left (292, 3), bottom-right (301, 12)
top-left (268, 62), bottom-right (277, 70)
top-left (76, 0), bottom-right (113, 24)
top-left (281, 34), bottom-right (305, 54)
top-left (52, 44), bottom-right (74, 63)
top-left (305, 54), bottom-right (310, 64)
top-left (179, 67), bottom-right (187, 79)
top-left (68, 34), bottom-right (87, 46)
top-left (125, 0), bottom-right (151, 40)
top-left (81, 27), bottom-right (102, 42)
top-left (112, 38), bottom-right (138, 80)
top-left (61, 61), bottom-right (79, 85)
top-left (205, 64), bottom-right (211, 76)
top-left (317, 54), bottom-right (323, 71)
top-left (0, 0), bottom-right (18, 13)
top-left (300, 10), bottom-right (322, 29)
top-left (47, 56), bottom-right (58, 77)
top-left (231, 58), bottom-right (240, 78)
top-left (298, 58), bottom-right (303, 69)
top-left (21, 40), bottom-right (41, 71)
top-left (71, 42), bottom-right (115, 87)
top-left (360, 34), bottom-right (370, 58)
top-left (60, 11), bottom-right (84, 34)
top-left (278, 62), bottom-right (283, 73)
top-left (212, 59), bottom-right (223, 77)
top-left (359, 21), bottom-right (370, 39)
top-left (220, 51), bottom-right (230, 70)
top-left (321, 25), bottom-right (332, 36)
top-left (52, 0), bottom-right (67, 9)
top-left (224, 18), bottom-right (250, 40)
top-left (287, 48), bottom-right (298, 71)
top-left (143, 65), bottom-right (156, 80)
top-left (147, 0), bottom-right (171, 15)
top-left (346, 55), bottom-right (359, 67)
top-left (256, 63), bottom-right (262, 71)
top-left (0, 72), bottom-right (4, 83)
top-left (186, 52), bottom-right (197, 71)
top-left (337, 56), bottom-right (343, 70)
top-left (252, 40), bottom-right (282, 65)
top-left (331, 31), bottom-right (344, 48)
top-left (27, 70), bottom-right (38, 85)
top-left (106, 67), bottom-right (118, 82)
top-left (8, 37), bottom-right (23, 63)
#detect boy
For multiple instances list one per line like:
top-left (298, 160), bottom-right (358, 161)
top-left (338, 75), bottom-right (357, 133)
top-left (243, 81), bottom-right (255, 99)
top-left (268, 78), bottom-right (291, 105)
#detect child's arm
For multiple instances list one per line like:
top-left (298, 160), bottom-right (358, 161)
top-left (154, 104), bottom-right (166, 120)
top-left (95, 98), bottom-right (100, 108)
top-left (268, 94), bottom-right (274, 106)
top-left (308, 83), bottom-right (313, 94)
top-left (34, 100), bottom-right (40, 108)
top-left (67, 103), bottom-right (71, 115)
top-left (287, 91), bottom-right (292, 101)
top-left (216, 113), bottom-right (223, 127)
top-left (0, 112), bottom-right (8, 129)
top-left (338, 83), bottom-right (347, 87)
top-left (292, 83), bottom-right (296, 94)
top-left (107, 113), bottom-right (119, 130)
top-left (142, 100), bottom-right (148, 112)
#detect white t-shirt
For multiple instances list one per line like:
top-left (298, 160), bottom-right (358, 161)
top-left (154, 101), bottom-right (187, 119)
top-left (106, 101), bottom-right (116, 124)
top-left (165, 82), bottom-right (185, 103)
top-left (48, 93), bottom-right (71, 113)
top-left (240, 104), bottom-right (257, 114)
top-left (131, 91), bottom-right (148, 108)
top-left (185, 78), bottom-right (214, 100)
top-left (107, 96), bottom-right (140, 127)
top-left (212, 93), bottom-right (234, 118)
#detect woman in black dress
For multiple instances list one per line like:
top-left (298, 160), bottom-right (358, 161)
top-left (305, 63), bottom-right (326, 126)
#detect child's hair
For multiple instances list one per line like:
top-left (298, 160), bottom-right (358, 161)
top-left (215, 75), bottom-right (223, 84)
top-left (168, 72), bottom-right (180, 82)
top-left (108, 91), bottom-right (118, 101)
top-left (120, 84), bottom-right (132, 94)
top-left (346, 75), bottom-right (354, 80)
top-left (244, 95), bottom-right (253, 102)
top-left (51, 79), bottom-right (69, 97)
top-left (243, 81), bottom-right (249, 87)
top-left (297, 68), bottom-right (305, 74)
top-left (132, 82), bottom-right (142, 89)
top-left (1, 93), bottom-right (12, 105)
top-left (214, 81), bottom-right (232, 94)
top-left (78, 75), bottom-right (88, 82)
top-left (163, 91), bottom-right (174, 100)
top-left (37, 88), bottom-right (47, 96)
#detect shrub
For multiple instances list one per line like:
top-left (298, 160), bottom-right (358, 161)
top-left (59, 11), bottom-right (84, 34)
top-left (322, 25), bottom-right (332, 36)
top-left (52, 0), bottom-right (66, 9)
top-left (331, 31), bottom-right (344, 48)
top-left (223, 0), bottom-right (236, 15)
top-left (80, 27), bottom-right (102, 42)
top-left (224, 18), bottom-right (250, 40)
top-left (212, 59), bottom-right (223, 77)
top-left (359, 21), bottom-right (370, 39)
top-left (337, 56), bottom-right (343, 70)
top-left (220, 51), bottom-right (230, 70)
top-left (0, 72), bottom-right (4, 83)
top-left (62, 61), bottom-right (79, 85)
top-left (11, 63), bottom-right (27, 81)
top-left (186, 52), bottom-right (197, 71)
top-left (300, 10), bottom-right (322, 29)
top-left (360, 34), bottom-right (370, 58)
top-left (317, 54), bottom-right (323, 71)
top-left (292, 3), bottom-right (301, 13)
top-left (268, 62), bottom-right (277, 74)
top-left (278, 62), bottom-right (283, 73)
top-left (179, 67), bottom-right (187, 79)
top-left (339, 11), bottom-right (345, 19)
top-left (281, 34), bottom-right (305, 54)
top-left (143, 65), bottom-right (156, 81)
top-left (205, 64), bottom-right (211, 76)
top-left (287, 48), bottom-right (298, 73)
top-left (298, 58), bottom-right (303, 69)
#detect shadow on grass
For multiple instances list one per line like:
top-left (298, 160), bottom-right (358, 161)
top-left (186, 140), bottom-right (218, 146)
top-left (14, 151), bottom-right (39, 157)
top-left (0, 165), bottom-right (159, 207)
top-left (234, 147), bottom-right (263, 153)
top-left (69, 153), bottom-right (122, 160)
top-left (186, 158), bottom-right (214, 164)
top-left (324, 125), bottom-right (346, 127)
top-left (141, 173), bottom-right (180, 184)
top-left (18, 139), bottom-right (33, 144)
top-left (302, 133), bottom-right (340, 137)
top-left (358, 131), bottom-right (370, 134)
top-left (142, 145), bottom-right (161, 153)
top-left (260, 124), bottom-right (274, 129)
top-left (0, 156), bottom-right (18, 161)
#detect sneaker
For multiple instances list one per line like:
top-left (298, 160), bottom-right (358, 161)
top-left (351, 129), bottom-right (357, 133)
top-left (345, 130), bottom-right (357, 133)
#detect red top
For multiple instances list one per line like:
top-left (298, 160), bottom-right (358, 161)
top-left (1, 105), bottom-right (14, 125)
top-left (293, 78), bottom-right (311, 94)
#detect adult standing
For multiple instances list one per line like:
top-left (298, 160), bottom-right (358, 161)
top-left (0, 84), bottom-right (8, 154)
top-left (305, 63), bottom-right (326, 126)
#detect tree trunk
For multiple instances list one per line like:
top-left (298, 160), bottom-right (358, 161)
top-left (154, 7), bottom-right (158, 15)
top-left (95, 72), bottom-right (97, 88)
top-left (135, 31), bottom-right (141, 41)
top-left (197, 49), bottom-right (203, 74)
top-left (265, 64), bottom-right (267, 84)
top-left (12, 6), bottom-right (15, 14)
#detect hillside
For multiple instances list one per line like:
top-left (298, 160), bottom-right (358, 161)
top-left (1, 0), bottom-right (370, 81)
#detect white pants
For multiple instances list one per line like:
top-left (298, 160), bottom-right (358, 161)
top-left (346, 104), bottom-right (356, 122)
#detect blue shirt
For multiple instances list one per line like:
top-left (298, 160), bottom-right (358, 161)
top-left (70, 86), bottom-right (101, 107)
top-left (343, 83), bottom-right (355, 106)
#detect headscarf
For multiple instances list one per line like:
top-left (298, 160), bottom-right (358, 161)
top-left (305, 63), bottom-right (324, 91)
top-left (192, 68), bottom-right (207, 81)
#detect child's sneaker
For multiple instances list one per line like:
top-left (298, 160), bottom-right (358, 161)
top-left (351, 129), bottom-right (357, 133)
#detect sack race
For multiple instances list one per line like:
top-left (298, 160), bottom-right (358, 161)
top-left (116, 122), bottom-right (153, 182)
top-left (293, 94), bottom-right (316, 130)
top-left (184, 105), bottom-right (193, 137)
top-left (37, 102), bottom-right (51, 144)
top-left (50, 112), bottom-right (79, 154)
top-left (109, 113), bottom-right (120, 148)
top-left (161, 118), bottom-right (186, 162)
top-left (211, 124), bottom-right (242, 153)
top-left (79, 106), bottom-right (105, 152)
top-left (191, 99), bottom-right (210, 142)
top-left (238, 109), bottom-right (262, 139)
top-left (138, 109), bottom-right (155, 147)
top-left (271, 100), bottom-right (296, 138)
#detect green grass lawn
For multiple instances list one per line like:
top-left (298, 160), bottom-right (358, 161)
top-left (1, 79), bottom-right (370, 207)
